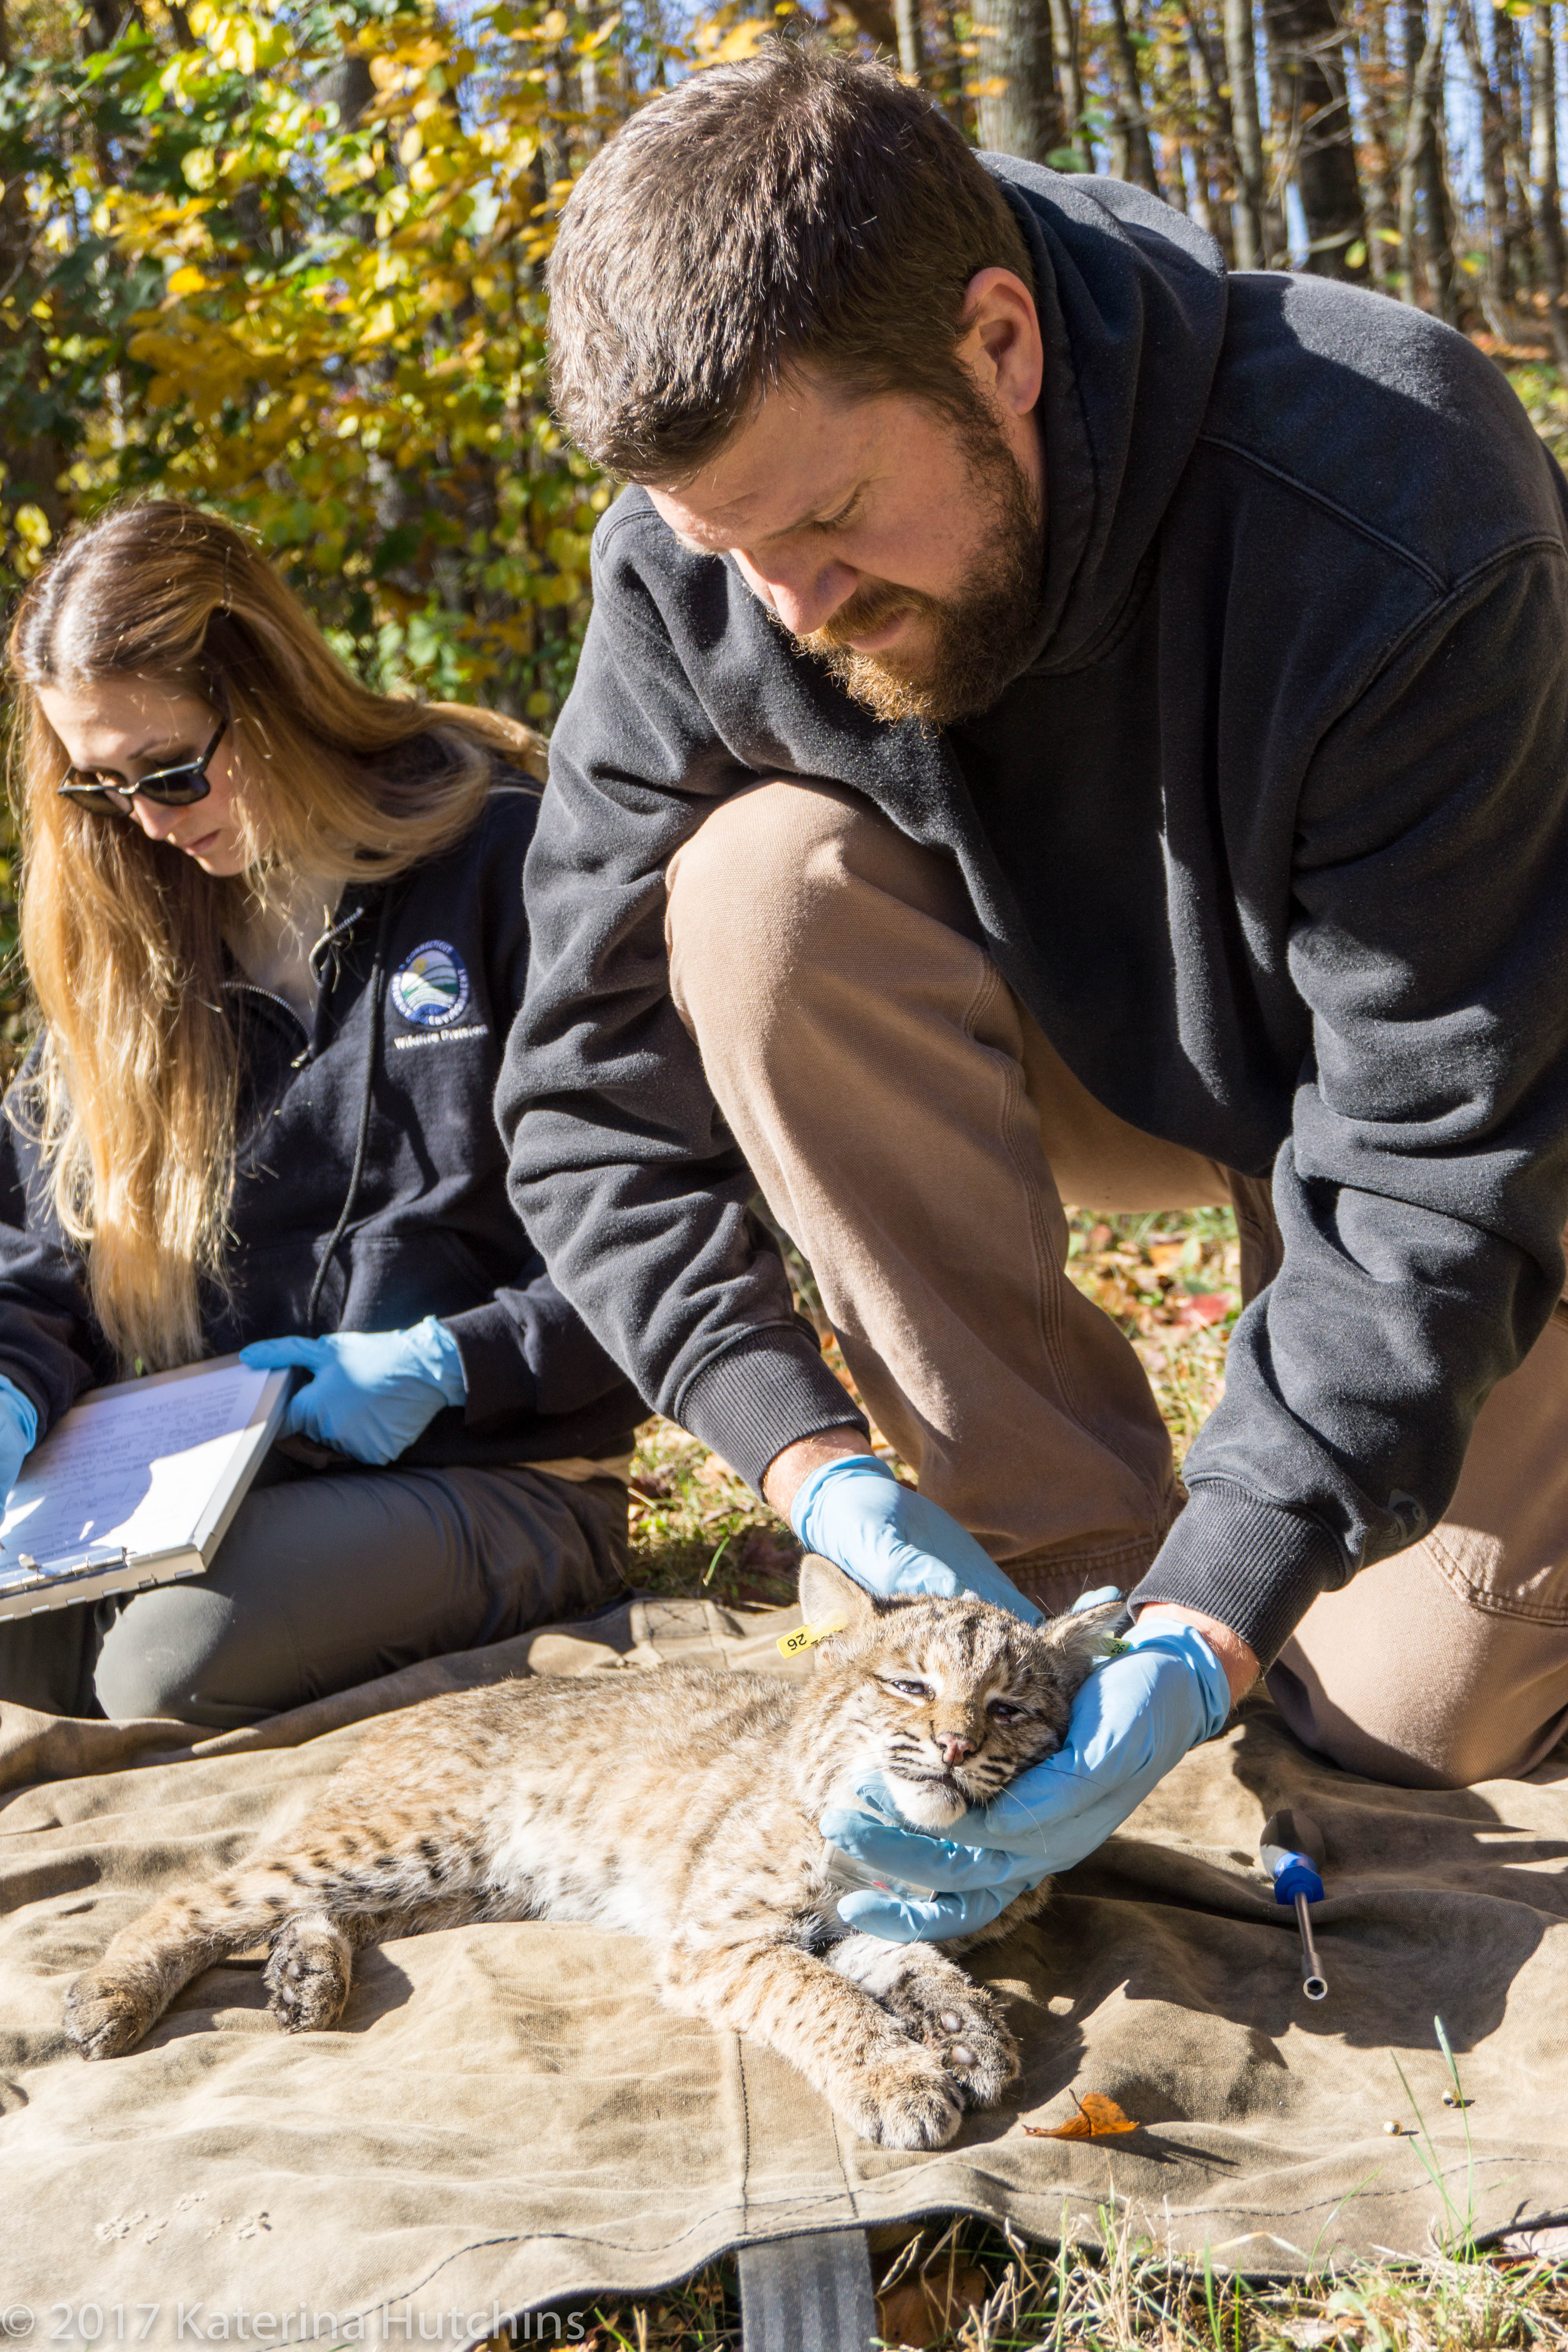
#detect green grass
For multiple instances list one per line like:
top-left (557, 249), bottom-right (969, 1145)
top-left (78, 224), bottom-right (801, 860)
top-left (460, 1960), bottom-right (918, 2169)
top-left (598, 1208), bottom-right (1568, 2351)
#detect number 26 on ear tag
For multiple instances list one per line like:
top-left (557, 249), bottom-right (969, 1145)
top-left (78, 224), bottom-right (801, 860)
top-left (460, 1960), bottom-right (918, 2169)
top-left (776, 1615), bottom-right (848, 1659)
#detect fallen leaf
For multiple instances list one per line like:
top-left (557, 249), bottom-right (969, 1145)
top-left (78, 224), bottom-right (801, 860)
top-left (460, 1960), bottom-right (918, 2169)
top-left (1023, 2091), bottom-right (1140, 2139)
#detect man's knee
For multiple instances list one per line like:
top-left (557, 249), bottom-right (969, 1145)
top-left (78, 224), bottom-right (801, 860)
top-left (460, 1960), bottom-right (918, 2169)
top-left (664, 778), bottom-right (971, 1039)
top-left (667, 780), bottom-right (859, 1031)
top-left (1268, 1552), bottom-right (1568, 1788)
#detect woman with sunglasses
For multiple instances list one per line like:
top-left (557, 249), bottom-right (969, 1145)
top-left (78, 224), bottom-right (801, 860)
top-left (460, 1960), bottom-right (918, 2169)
top-left (0, 498), bottom-right (642, 1725)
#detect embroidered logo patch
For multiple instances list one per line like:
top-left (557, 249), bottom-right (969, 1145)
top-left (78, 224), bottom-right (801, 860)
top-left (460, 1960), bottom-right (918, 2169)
top-left (390, 939), bottom-right (471, 1030)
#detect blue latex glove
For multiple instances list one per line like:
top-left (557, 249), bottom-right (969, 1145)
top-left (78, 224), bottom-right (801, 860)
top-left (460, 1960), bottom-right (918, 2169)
top-left (240, 1318), bottom-right (466, 1466)
top-left (791, 1453), bottom-right (1041, 1624)
top-left (0, 1375), bottom-right (38, 1501)
top-left (819, 1603), bottom-right (1232, 1944)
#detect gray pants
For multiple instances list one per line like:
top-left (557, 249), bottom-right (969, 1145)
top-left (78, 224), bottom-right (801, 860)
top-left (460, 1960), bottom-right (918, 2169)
top-left (0, 1454), bottom-right (628, 1730)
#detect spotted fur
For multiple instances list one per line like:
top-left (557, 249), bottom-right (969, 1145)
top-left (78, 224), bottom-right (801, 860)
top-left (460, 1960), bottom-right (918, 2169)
top-left (65, 1561), bottom-right (1116, 2150)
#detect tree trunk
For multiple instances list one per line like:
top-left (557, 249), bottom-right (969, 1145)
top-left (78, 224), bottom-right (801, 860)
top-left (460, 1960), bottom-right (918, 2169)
top-left (837, 0), bottom-right (903, 53)
top-left (974, 0), bottom-right (1062, 162)
top-left (1223, 0), bottom-right (1269, 263)
top-left (893, 0), bottom-right (926, 79)
top-left (1047, 0), bottom-right (1090, 165)
top-left (1352, 0), bottom-right (1399, 287)
top-left (1159, 45), bottom-right (1195, 211)
top-left (1103, 0), bottom-right (1161, 189)
top-left (1494, 5), bottom-right (1533, 289)
top-left (315, 53), bottom-right (375, 129)
top-left (1398, 0), bottom-right (1457, 315)
top-left (1455, 0), bottom-right (1514, 327)
top-left (1184, 3), bottom-right (1239, 259)
top-left (1529, 1), bottom-right (1568, 363)
top-left (1263, 0), bottom-right (1367, 275)
top-left (0, 171), bottom-right (65, 538)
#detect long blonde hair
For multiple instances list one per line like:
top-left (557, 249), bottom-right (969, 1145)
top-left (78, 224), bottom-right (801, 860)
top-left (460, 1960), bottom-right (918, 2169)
top-left (6, 498), bottom-right (543, 1374)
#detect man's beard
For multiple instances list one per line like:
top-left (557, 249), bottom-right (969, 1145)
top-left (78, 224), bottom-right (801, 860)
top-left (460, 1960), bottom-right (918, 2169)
top-left (784, 417), bottom-right (1045, 730)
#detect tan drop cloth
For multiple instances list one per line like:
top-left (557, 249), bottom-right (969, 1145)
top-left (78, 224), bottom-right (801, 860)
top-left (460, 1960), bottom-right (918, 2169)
top-left (3, 1595), bottom-right (1568, 2330)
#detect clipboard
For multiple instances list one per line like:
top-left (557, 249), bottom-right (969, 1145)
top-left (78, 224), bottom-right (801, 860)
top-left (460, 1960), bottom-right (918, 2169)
top-left (0, 1354), bottom-right (292, 1622)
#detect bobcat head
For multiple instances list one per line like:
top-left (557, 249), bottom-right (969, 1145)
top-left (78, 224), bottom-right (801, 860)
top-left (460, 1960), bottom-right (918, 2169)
top-left (798, 1555), bottom-right (1120, 1832)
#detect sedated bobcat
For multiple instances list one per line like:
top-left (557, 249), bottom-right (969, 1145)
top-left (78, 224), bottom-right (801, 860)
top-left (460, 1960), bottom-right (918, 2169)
top-left (65, 1558), bottom-right (1116, 2150)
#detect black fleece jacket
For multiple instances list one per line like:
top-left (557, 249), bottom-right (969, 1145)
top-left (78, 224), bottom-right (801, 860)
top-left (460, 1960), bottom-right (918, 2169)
top-left (0, 776), bottom-right (642, 1470)
top-left (503, 162), bottom-right (1568, 1668)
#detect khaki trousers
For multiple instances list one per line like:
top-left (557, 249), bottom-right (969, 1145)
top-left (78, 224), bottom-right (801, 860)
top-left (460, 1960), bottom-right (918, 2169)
top-left (665, 779), bottom-right (1568, 1790)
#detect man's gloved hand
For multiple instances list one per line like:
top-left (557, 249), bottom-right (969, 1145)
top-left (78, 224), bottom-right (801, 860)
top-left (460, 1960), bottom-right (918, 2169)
top-left (240, 1318), bottom-right (466, 1466)
top-left (0, 1375), bottom-right (39, 1501)
top-left (818, 1600), bottom-right (1232, 1944)
top-left (790, 1453), bottom-right (1041, 1624)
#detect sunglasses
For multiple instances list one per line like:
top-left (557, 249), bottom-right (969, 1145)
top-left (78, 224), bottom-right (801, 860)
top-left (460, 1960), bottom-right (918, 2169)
top-left (56, 719), bottom-right (227, 817)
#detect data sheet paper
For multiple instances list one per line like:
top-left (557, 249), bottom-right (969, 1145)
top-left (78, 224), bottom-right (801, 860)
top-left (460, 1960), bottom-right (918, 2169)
top-left (0, 1362), bottom-right (276, 1572)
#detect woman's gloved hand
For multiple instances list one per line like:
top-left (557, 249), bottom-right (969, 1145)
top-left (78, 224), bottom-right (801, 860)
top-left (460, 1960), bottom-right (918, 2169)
top-left (0, 1375), bottom-right (38, 1500)
top-left (818, 1604), bottom-right (1232, 1944)
top-left (240, 1317), bottom-right (466, 1466)
top-left (790, 1453), bottom-right (1041, 1624)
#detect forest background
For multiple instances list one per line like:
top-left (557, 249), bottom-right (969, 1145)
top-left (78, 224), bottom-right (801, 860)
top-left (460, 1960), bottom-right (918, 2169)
top-left (4, 0), bottom-right (1568, 985)
top-left (9, 0), bottom-right (1568, 731)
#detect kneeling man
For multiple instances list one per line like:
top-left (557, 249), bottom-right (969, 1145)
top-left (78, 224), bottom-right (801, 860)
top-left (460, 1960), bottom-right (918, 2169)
top-left (501, 44), bottom-right (1568, 1936)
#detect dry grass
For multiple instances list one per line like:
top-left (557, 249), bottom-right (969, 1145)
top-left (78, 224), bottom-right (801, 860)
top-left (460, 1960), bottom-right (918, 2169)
top-left (624, 1203), bottom-right (1243, 1610)
top-left (579, 1207), bottom-right (1568, 2349)
top-left (534, 2209), bottom-right (1568, 2350)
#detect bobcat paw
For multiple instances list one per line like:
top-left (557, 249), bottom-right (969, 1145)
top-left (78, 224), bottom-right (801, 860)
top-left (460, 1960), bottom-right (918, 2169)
top-left (844, 2050), bottom-right (965, 2151)
top-left (899, 1986), bottom-right (1018, 2110)
top-left (264, 1916), bottom-right (352, 2034)
top-left (65, 1971), bottom-right (155, 2062)
top-left (835, 1938), bottom-right (1019, 2112)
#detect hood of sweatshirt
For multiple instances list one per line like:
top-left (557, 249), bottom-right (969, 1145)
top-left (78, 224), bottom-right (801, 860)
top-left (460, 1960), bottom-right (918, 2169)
top-left (987, 159), bottom-right (1229, 678)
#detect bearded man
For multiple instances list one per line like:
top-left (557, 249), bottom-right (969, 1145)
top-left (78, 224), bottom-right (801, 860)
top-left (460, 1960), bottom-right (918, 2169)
top-left (499, 44), bottom-right (1568, 1938)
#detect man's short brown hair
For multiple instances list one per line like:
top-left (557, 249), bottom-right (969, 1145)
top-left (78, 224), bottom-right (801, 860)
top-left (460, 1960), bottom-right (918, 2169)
top-left (546, 42), bottom-right (1037, 483)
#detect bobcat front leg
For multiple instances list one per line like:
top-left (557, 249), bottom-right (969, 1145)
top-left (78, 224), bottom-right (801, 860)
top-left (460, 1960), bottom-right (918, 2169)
top-left (829, 1933), bottom-right (1018, 2109)
top-left (659, 1936), bottom-right (965, 2151)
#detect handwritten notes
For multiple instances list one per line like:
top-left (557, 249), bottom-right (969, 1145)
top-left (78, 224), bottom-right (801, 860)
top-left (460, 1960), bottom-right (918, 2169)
top-left (0, 1363), bottom-right (274, 1572)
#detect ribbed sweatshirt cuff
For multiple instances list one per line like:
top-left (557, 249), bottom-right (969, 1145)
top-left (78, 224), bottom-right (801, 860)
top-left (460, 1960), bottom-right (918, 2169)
top-left (1128, 1479), bottom-right (1348, 1670)
top-left (675, 1330), bottom-right (868, 1495)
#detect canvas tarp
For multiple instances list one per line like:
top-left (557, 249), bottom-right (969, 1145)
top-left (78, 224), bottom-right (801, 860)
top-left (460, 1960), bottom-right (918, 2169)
top-left (2, 1593), bottom-right (1566, 2339)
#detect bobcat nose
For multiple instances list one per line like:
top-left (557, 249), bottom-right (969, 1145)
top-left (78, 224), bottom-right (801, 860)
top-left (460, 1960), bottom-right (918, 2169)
top-left (936, 1733), bottom-right (977, 1766)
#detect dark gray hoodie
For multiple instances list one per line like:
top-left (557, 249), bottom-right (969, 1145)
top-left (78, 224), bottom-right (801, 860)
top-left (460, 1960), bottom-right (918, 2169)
top-left (503, 161), bottom-right (1568, 1667)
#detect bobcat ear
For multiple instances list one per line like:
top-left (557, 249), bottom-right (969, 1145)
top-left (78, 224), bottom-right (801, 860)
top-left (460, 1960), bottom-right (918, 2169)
top-left (796, 1554), bottom-right (878, 1637)
top-left (1041, 1598), bottom-right (1127, 1691)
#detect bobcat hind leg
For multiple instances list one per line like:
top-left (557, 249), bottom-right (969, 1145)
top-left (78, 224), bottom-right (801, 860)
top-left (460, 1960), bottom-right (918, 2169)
top-left (66, 1873), bottom-right (292, 2062)
top-left (67, 1827), bottom-right (498, 2058)
top-left (68, 1859), bottom-right (387, 2061)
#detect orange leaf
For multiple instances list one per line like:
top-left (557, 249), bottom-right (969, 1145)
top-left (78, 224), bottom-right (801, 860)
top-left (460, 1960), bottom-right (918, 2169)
top-left (1023, 2091), bottom-right (1140, 2140)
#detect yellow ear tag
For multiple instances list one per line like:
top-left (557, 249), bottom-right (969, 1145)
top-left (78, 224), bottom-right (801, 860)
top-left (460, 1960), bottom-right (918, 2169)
top-left (776, 1613), bottom-right (848, 1659)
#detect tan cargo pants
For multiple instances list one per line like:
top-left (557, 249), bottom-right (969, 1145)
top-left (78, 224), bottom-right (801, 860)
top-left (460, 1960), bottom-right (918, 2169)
top-left (665, 779), bottom-right (1568, 1791)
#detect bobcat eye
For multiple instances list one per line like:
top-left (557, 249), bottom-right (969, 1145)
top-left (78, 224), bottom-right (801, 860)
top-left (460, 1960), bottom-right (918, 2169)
top-left (880, 1677), bottom-right (931, 1701)
top-left (987, 1699), bottom-right (1025, 1722)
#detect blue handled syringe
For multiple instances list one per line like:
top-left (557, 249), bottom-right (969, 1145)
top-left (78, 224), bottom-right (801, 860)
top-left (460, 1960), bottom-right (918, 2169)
top-left (1260, 1807), bottom-right (1328, 2001)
